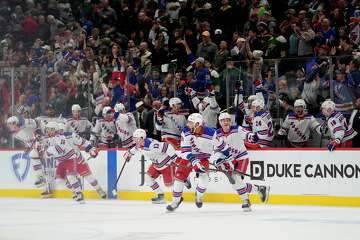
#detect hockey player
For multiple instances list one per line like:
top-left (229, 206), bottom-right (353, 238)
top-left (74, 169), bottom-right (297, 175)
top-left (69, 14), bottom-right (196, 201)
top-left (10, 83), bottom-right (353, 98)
top-left (166, 113), bottom-right (230, 212)
top-left (64, 104), bottom-right (93, 139)
top-left (36, 104), bottom-right (66, 134)
top-left (216, 113), bottom-right (270, 211)
top-left (250, 98), bottom-right (274, 148)
top-left (187, 88), bottom-right (220, 128)
top-left (91, 106), bottom-right (118, 148)
top-left (58, 123), bottom-right (107, 199)
top-left (124, 129), bottom-right (177, 204)
top-left (155, 97), bottom-right (187, 148)
top-left (114, 103), bottom-right (137, 148)
top-left (6, 116), bottom-right (45, 189)
top-left (44, 122), bottom-right (100, 203)
top-left (321, 100), bottom-right (357, 151)
top-left (278, 99), bottom-right (322, 147)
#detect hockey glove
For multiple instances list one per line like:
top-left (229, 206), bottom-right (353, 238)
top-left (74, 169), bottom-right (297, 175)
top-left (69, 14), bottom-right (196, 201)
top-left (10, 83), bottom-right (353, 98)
top-left (89, 148), bottom-right (98, 158)
top-left (217, 161), bottom-right (234, 172)
top-left (327, 139), bottom-right (340, 152)
top-left (193, 162), bottom-right (206, 173)
top-left (320, 124), bottom-right (328, 135)
top-left (249, 133), bottom-right (259, 143)
top-left (123, 150), bottom-right (134, 162)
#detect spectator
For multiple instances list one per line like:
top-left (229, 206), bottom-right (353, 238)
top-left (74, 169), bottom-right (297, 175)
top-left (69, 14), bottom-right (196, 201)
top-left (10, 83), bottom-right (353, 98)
top-left (196, 31), bottom-right (218, 63)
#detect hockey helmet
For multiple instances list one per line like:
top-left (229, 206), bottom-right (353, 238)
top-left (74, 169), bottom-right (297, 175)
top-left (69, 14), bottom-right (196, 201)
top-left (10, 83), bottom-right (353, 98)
top-left (114, 103), bottom-right (125, 112)
top-left (6, 116), bottom-right (19, 125)
top-left (169, 97), bottom-right (182, 107)
top-left (187, 113), bottom-right (203, 125)
top-left (294, 99), bottom-right (306, 108)
top-left (58, 122), bottom-right (66, 132)
top-left (102, 106), bottom-right (114, 116)
top-left (321, 100), bottom-right (335, 110)
top-left (46, 122), bottom-right (58, 131)
top-left (218, 112), bottom-right (231, 121)
top-left (133, 129), bottom-right (146, 139)
top-left (251, 99), bottom-right (265, 109)
top-left (71, 104), bottom-right (81, 112)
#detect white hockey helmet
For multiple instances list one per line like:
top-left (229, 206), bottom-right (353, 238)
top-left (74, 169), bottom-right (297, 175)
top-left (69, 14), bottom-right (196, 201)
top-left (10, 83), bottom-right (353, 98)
top-left (102, 106), bottom-right (113, 116)
top-left (218, 112), bottom-right (231, 121)
top-left (133, 129), bottom-right (146, 139)
top-left (58, 122), bottom-right (66, 132)
top-left (114, 103), bottom-right (125, 112)
top-left (169, 97), bottom-right (182, 107)
top-left (46, 122), bottom-right (58, 131)
top-left (294, 99), bottom-right (306, 108)
top-left (6, 116), bottom-right (19, 125)
top-left (71, 104), bottom-right (81, 112)
top-left (321, 100), bottom-right (335, 111)
top-left (251, 98), bottom-right (265, 109)
top-left (187, 113), bottom-right (203, 125)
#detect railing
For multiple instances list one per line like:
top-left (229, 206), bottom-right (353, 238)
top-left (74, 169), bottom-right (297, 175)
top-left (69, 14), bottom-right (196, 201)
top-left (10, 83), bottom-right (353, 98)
top-left (1, 54), bottom-right (358, 148)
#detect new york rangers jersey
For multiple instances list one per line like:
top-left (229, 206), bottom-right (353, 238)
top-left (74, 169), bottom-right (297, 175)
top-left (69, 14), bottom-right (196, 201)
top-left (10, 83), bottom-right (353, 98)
top-left (278, 113), bottom-right (321, 147)
top-left (130, 138), bottom-right (177, 170)
top-left (13, 118), bottom-right (37, 148)
top-left (156, 111), bottom-right (187, 141)
top-left (91, 118), bottom-right (117, 146)
top-left (216, 125), bottom-right (254, 161)
top-left (115, 113), bottom-right (137, 147)
top-left (191, 96), bottom-right (220, 128)
top-left (36, 116), bottom-right (66, 133)
top-left (45, 133), bottom-right (92, 164)
top-left (252, 111), bottom-right (274, 147)
top-left (180, 126), bottom-right (229, 164)
top-left (326, 112), bottom-right (357, 143)
top-left (65, 117), bottom-right (93, 138)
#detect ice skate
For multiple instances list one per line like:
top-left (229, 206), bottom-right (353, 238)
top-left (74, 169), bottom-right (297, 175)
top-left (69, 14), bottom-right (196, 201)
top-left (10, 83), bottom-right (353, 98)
top-left (41, 190), bottom-right (53, 199)
top-left (184, 179), bottom-right (192, 189)
top-left (34, 177), bottom-right (46, 188)
top-left (242, 199), bottom-right (251, 212)
top-left (195, 191), bottom-right (203, 208)
top-left (151, 193), bottom-right (165, 204)
top-left (74, 192), bottom-right (85, 204)
top-left (96, 188), bottom-right (107, 199)
top-left (257, 185), bottom-right (270, 203)
top-left (166, 197), bottom-right (183, 212)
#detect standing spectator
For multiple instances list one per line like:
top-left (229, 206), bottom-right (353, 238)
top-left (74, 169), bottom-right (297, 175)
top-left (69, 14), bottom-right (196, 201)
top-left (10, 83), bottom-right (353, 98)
top-left (213, 40), bottom-right (229, 72)
top-left (294, 18), bottom-right (316, 57)
top-left (197, 31), bottom-right (218, 63)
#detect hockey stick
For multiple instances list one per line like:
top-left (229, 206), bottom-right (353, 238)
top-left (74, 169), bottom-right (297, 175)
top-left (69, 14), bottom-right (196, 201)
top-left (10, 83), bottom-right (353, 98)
top-left (111, 160), bottom-right (128, 197)
top-left (208, 167), bottom-right (235, 184)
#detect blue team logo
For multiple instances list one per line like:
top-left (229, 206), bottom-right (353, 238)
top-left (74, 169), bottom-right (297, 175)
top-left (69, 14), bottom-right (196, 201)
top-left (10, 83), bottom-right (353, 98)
top-left (11, 153), bottom-right (31, 182)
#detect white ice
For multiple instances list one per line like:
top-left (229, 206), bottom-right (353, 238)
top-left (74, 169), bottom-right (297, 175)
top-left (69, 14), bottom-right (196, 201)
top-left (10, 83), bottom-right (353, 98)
top-left (0, 198), bottom-right (359, 240)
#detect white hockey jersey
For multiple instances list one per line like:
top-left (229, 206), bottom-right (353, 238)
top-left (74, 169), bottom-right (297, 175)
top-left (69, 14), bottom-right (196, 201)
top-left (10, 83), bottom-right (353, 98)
top-left (191, 96), bottom-right (220, 128)
top-left (155, 110), bottom-right (187, 141)
top-left (278, 113), bottom-right (321, 147)
top-left (216, 125), bottom-right (255, 161)
top-left (326, 112), bottom-right (357, 143)
top-left (35, 116), bottom-right (66, 133)
top-left (13, 118), bottom-right (37, 148)
top-left (130, 138), bottom-right (177, 170)
top-left (252, 111), bottom-right (274, 147)
top-left (90, 118), bottom-right (117, 146)
top-left (115, 113), bottom-right (137, 147)
top-left (65, 117), bottom-right (93, 137)
top-left (180, 126), bottom-right (230, 164)
top-left (45, 132), bottom-right (92, 164)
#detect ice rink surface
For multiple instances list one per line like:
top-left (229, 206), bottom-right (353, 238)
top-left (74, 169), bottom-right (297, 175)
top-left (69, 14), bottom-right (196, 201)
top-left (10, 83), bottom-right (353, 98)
top-left (1, 198), bottom-right (359, 240)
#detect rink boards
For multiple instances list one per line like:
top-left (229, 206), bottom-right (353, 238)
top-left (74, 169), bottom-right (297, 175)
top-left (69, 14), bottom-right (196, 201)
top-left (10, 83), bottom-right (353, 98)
top-left (0, 149), bottom-right (359, 207)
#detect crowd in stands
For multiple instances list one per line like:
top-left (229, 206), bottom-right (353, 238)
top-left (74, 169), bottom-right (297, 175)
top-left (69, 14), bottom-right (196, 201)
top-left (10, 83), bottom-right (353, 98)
top-left (0, 0), bottom-right (360, 147)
